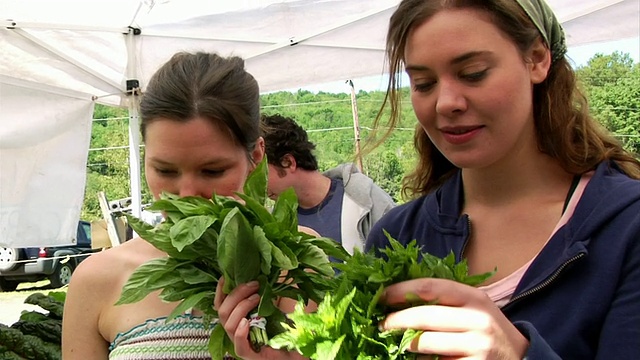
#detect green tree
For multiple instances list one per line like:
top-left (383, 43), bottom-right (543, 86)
top-left (576, 51), bottom-right (640, 155)
top-left (363, 150), bottom-right (404, 202)
top-left (82, 105), bottom-right (138, 220)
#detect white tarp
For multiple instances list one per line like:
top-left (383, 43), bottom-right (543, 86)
top-left (0, 0), bottom-right (638, 246)
top-left (0, 77), bottom-right (93, 247)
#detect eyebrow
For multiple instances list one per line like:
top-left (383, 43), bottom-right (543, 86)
top-left (147, 157), bottom-right (227, 166)
top-left (405, 51), bottom-right (491, 72)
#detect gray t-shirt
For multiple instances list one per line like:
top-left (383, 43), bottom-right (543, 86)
top-left (297, 178), bottom-right (344, 246)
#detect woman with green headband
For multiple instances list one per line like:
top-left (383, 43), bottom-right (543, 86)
top-left (360, 0), bottom-right (640, 358)
top-left (215, 0), bottom-right (640, 359)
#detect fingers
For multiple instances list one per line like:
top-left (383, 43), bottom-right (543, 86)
top-left (381, 278), bottom-right (488, 308)
top-left (213, 279), bottom-right (308, 360)
top-left (233, 318), bottom-right (307, 360)
top-left (215, 279), bottom-right (261, 349)
top-left (382, 305), bottom-right (492, 333)
top-left (382, 306), bottom-right (494, 357)
top-left (379, 279), bottom-right (530, 359)
top-left (414, 330), bottom-right (495, 357)
top-left (216, 281), bottom-right (260, 322)
top-left (213, 276), bottom-right (226, 310)
top-left (232, 318), bottom-right (255, 357)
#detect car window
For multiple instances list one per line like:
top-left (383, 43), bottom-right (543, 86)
top-left (81, 222), bottom-right (91, 241)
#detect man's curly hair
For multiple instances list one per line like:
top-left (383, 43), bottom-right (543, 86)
top-left (261, 113), bottom-right (319, 172)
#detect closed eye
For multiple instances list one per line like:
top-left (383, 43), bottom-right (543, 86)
top-left (155, 168), bottom-right (177, 177)
top-left (461, 69), bottom-right (488, 82)
top-left (202, 169), bottom-right (225, 177)
top-left (412, 80), bottom-right (436, 93)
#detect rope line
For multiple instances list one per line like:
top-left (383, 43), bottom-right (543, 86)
top-left (1, 251), bottom-right (101, 265)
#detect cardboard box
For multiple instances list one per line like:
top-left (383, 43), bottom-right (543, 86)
top-left (90, 217), bottom-right (127, 249)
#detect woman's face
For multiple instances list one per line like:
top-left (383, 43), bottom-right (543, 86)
top-left (144, 116), bottom-right (264, 199)
top-left (405, 8), bottom-right (549, 170)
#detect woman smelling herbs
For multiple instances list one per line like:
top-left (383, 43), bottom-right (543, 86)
top-left (61, 52), bottom-right (308, 359)
top-left (217, 0), bottom-right (640, 359)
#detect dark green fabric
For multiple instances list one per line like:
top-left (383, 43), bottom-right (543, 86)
top-left (515, 0), bottom-right (567, 62)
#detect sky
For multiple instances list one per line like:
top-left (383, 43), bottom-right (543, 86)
top-left (290, 37), bottom-right (640, 94)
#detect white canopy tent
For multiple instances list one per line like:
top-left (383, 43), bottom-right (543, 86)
top-left (1, 0), bottom-right (638, 247)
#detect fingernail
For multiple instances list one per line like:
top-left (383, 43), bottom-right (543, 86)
top-left (249, 293), bottom-right (260, 301)
top-left (246, 281), bottom-right (259, 288)
top-left (240, 318), bottom-right (248, 328)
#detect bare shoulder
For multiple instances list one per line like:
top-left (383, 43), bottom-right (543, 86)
top-left (62, 239), bottom-right (150, 359)
top-left (62, 237), bottom-right (166, 359)
top-left (70, 238), bottom-right (156, 288)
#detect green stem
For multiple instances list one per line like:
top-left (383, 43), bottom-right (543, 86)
top-left (248, 312), bottom-right (268, 352)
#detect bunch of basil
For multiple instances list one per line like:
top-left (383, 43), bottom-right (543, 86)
top-left (115, 158), bottom-right (348, 358)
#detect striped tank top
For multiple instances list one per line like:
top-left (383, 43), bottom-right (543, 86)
top-left (108, 314), bottom-right (217, 360)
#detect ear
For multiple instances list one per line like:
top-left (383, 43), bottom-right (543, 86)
top-left (528, 38), bottom-right (552, 84)
top-left (251, 137), bottom-right (265, 165)
top-left (282, 153), bottom-right (297, 171)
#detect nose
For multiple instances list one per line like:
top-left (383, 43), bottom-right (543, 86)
top-left (435, 80), bottom-right (467, 116)
top-left (177, 176), bottom-right (208, 198)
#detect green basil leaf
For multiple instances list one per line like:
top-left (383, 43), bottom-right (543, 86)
top-left (253, 226), bottom-right (273, 275)
top-left (167, 291), bottom-right (214, 321)
top-left (169, 215), bottom-right (216, 252)
top-left (271, 187), bottom-right (299, 231)
top-left (217, 207), bottom-right (262, 293)
top-left (270, 240), bottom-right (298, 270)
top-left (236, 192), bottom-right (274, 225)
top-left (296, 243), bottom-right (333, 277)
top-left (160, 284), bottom-right (208, 303)
top-left (243, 156), bottom-right (268, 206)
top-left (176, 263), bottom-right (219, 285)
top-left (256, 278), bottom-right (277, 318)
top-left (116, 258), bottom-right (174, 305)
top-left (209, 324), bottom-right (234, 359)
top-left (310, 236), bottom-right (350, 262)
top-left (123, 213), bottom-right (156, 240)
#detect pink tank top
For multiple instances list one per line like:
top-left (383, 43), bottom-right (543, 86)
top-left (479, 173), bottom-right (593, 307)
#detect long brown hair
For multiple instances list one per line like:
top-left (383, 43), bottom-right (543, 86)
top-left (370, 0), bottom-right (640, 199)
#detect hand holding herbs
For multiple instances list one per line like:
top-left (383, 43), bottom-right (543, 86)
top-left (268, 232), bottom-right (495, 360)
top-left (115, 159), bottom-right (348, 358)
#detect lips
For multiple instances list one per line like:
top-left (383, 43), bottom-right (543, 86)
top-left (440, 125), bottom-right (484, 145)
top-left (441, 125), bottom-right (483, 134)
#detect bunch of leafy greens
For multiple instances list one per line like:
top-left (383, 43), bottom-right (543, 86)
top-left (115, 158), bottom-right (348, 358)
top-left (269, 232), bottom-right (495, 360)
top-left (0, 292), bottom-right (67, 360)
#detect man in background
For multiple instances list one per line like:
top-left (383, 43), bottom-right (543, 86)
top-left (261, 113), bottom-right (395, 255)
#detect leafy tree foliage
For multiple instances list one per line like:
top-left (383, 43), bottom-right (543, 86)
top-left (576, 51), bottom-right (640, 155)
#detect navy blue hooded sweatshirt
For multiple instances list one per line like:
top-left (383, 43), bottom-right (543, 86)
top-left (366, 161), bottom-right (640, 359)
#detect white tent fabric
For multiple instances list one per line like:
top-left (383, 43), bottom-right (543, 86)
top-left (0, 78), bottom-right (93, 247)
top-left (1, 0), bottom-right (638, 247)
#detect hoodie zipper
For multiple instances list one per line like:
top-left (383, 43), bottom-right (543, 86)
top-left (462, 214), bottom-right (586, 308)
top-left (458, 215), bottom-right (472, 263)
top-left (503, 252), bottom-right (586, 309)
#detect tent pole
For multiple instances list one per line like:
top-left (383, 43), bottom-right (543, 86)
top-left (127, 100), bottom-right (142, 221)
top-left (126, 28), bottom-right (142, 225)
top-left (347, 80), bottom-right (365, 174)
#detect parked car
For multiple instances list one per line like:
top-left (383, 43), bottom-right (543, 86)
top-left (0, 220), bottom-right (98, 291)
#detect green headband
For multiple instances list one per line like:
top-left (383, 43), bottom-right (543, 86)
top-left (515, 0), bottom-right (567, 62)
